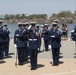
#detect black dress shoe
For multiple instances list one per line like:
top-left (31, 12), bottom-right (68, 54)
top-left (38, 50), bottom-right (40, 53)
top-left (45, 49), bottom-right (49, 52)
top-left (24, 59), bottom-right (28, 61)
top-left (19, 62), bottom-right (23, 66)
top-left (52, 62), bottom-right (56, 66)
top-left (31, 67), bottom-right (36, 70)
top-left (0, 57), bottom-right (3, 60)
top-left (5, 54), bottom-right (8, 57)
top-left (55, 62), bottom-right (59, 66)
top-left (34, 67), bottom-right (36, 70)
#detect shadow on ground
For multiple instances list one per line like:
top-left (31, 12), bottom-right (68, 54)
top-left (8, 53), bottom-right (15, 55)
top-left (38, 51), bottom-right (44, 53)
top-left (50, 61), bottom-right (64, 65)
top-left (4, 56), bottom-right (12, 59)
top-left (0, 60), bottom-right (6, 64)
top-left (24, 60), bottom-right (30, 64)
top-left (28, 64), bottom-right (45, 69)
top-left (37, 64), bottom-right (45, 69)
top-left (4, 53), bottom-right (15, 59)
top-left (74, 56), bottom-right (76, 58)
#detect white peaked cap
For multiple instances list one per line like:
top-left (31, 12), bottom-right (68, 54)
top-left (18, 22), bottom-right (22, 25)
top-left (30, 22), bottom-right (37, 24)
top-left (52, 22), bottom-right (57, 25)
top-left (44, 24), bottom-right (48, 26)
top-left (54, 19), bottom-right (59, 22)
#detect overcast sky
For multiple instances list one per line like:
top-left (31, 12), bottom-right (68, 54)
top-left (0, 0), bottom-right (76, 15)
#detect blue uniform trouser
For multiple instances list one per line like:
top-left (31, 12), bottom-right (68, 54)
top-left (0, 43), bottom-right (4, 59)
top-left (17, 47), bottom-right (25, 63)
top-left (30, 49), bottom-right (38, 68)
top-left (24, 46), bottom-right (28, 61)
top-left (38, 38), bottom-right (41, 49)
top-left (52, 48), bottom-right (60, 62)
top-left (44, 40), bottom-right (48, 51)
top-left (4, 42), bottom-right (9, 56)
top-left (48, 36), bottom-right (50, 45)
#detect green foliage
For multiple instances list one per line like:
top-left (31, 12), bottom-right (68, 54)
top-left (26, 14), bottom-right (47, 20)
top-left (74, 10), bottom-right (76, 16)
top-left (3, 14), bottom-right (47, 20)
top-left (1, 11), bottom-right (76, 23)
top-left (51, 11), bottom-right (74, 18)
top-left (4, 14), bottom-right (10, 21)
top-left (51, 13), bottom-right (57, 17)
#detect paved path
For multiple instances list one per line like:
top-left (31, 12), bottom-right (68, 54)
top-left (0, 39), bottom-right (76, 75)
top-left (0, 59), bottom-right (76, 75)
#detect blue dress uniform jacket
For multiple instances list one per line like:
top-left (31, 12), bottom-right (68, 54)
top-left (14, 29), bottom-right (26, 65)
top-left (2, 28), bottom-right (10, 56)
top-left (2, 29), bottom-right (10, 42)
top-left (28, 28), bottom-right (39, 69)
top-left (50, 28), bottom-right (62, 65)
top-left (21, 28), bottom-right (28, 44)
top-left (0, 26), bottom-right (4, 42)
top-left (73, 28), bottom-right (76, 41)
top-left (42, 29), bottom-right (49, 51)
top-left (14, 29), bottom-right (25, 48)
top-left (0, 26), bottom-right (4, 59)
top-left (28, 29), bottom-right (38, 49)
top-left (42, 29), bottom-right (49, 40)
top-left (50, 28), bottom-right (62, 48)
top-left (21, 28), bottom-right (29, 61)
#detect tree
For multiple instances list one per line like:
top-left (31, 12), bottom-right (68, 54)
top-left (74, 10), bottom-right (76, 16)
top-left (57, 11), bottom-right (73, 18)
top-left (10, 14), bottom-right (14, 19)
top-left (51, 13), bottom-right (57, 17)
top-left (15, 14), bottom-right (20, 19)
top-left (4, 14), bottom-right (10, 21)
top-left (26, 14), bottom-right (47, 20)
top-left (20, 14), bottom-right (26, 19)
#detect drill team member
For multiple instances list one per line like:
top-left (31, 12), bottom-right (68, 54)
top-left (28, 22), bottom-right (39, 70)
top-left (42, 24), bottom-right (49, 51)
top-left (0, 20), bottom-right (4, 60)
top-left (14, 22), bottom-right (25, 65)
top-left (3, 23), bottom-right (10, 56)
top-left (36, 25), bottom-right (41, 52)
top-left (50, 22), bottom-right (62, 66)
top-left (22, 22), bottom-right (29, 61)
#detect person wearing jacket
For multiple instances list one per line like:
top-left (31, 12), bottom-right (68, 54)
top-left (49, 22), bottom-right (62, 66)
top-left (14, 22), bottom-right (25, 65)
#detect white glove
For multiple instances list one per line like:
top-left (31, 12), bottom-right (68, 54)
top-left (28, 25), bottom-right (31, 29)
top-left (48, 45), bottom-right (51, 49)
top-left (16, 34), bottom-right (19, 37)
top-left (38, 48), bottom-right (39, 50)
top-left (50, 35), bottom-right (55, 38)
top-left (14, 44), bottom-right (17, 48)
top-left (42, 38), bottom-right (44, 40)
top-left (74, 41), bottom-right (76, 44)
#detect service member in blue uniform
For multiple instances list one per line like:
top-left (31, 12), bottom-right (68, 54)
top-left (73, 26), bottom-right (76, 41)
top-left (3, 24), bottom-right (10, 56)
top-left (14, 22), bottom-right (25, 65)
top-left (0, 20), bottom-right (4, 60)
top-left (50, 22), bottom-right (62, 66)
top-left (73, 26), bottom-right (76, 53)
top-left (28, 22), bottom-right (39, 70)
top-left (22, 22), bottom-right (29, 61)
top-left (42, 24), bottom-right (49, 51)
top-left (36, 25), bottom-right (41, 52)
